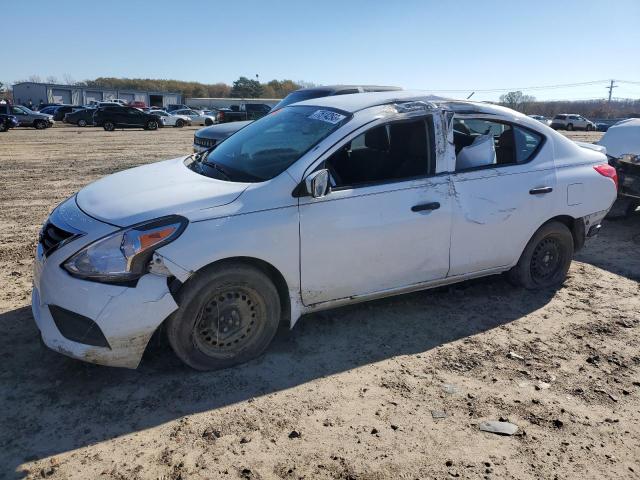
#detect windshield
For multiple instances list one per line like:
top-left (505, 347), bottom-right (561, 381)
top-left (271, 89), bottom-right (332, 111)
top-left (189, 105), bottom-right (350, 182)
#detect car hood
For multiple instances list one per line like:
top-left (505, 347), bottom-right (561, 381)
top-left (196, 121), bottom-right (253, 140)
top-left (76, 157), bottom-right (249, 227)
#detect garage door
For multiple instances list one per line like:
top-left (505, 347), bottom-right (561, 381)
top-left (163, 95), bottom-right (178, 106)
top-left (85, 91), bottom-right (102, 103)
top-left (51, 89), bottom-right (72, 104)
top-left (103, 91), bottom-right (117, 101)
top-left (118, 93), bottom-right (135, 103)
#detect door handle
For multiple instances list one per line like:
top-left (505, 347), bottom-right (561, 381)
top-left (529, 187), bottom-right (553, 195)
top-left (411, 202), bottom-right (440, 212)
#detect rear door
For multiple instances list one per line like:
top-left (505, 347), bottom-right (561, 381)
top-left (299, 113), bottom-right (452, 305)
top-left (449, 116), bottom-right (556, 276)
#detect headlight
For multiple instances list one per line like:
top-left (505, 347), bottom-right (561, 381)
top-left (63, 216), bottom-right (187, 283)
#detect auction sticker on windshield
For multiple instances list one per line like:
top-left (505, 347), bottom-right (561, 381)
top-left (308, 110), bottom-right (346, 124)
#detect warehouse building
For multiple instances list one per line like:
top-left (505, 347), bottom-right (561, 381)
top-left (12, 82), bottom-right (182, 108)
top-left (187, 97), bottom-right (281, 109)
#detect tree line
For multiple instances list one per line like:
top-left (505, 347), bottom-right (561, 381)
top-left (498, 90), bottom-right (640, 119)
top-left (6, 75), bottom-right (312, 100)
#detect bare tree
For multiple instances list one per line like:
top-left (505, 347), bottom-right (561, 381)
top-left (499, 91), bottom-right (536, 113)
top-left (45, 75), bottom-right (58, 84)
top-left (27, 75), bottom-right (42, 83)
top-left (62, 73), bottom-right (76, 85)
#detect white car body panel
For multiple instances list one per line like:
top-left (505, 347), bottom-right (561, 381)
top-left (31, 92), bottom-right (618, 368)
top-left (597, 118), bottom-right (640, 157)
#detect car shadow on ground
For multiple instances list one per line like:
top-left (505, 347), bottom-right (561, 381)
top-left (0, 273), bottom-right (558, 478)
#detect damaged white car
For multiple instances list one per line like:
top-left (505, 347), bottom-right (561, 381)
top-left (32, 91), bottom-right (618, 370)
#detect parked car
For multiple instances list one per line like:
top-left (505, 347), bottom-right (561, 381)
top-left (0, 114), bottom-right (19, 132)
top-left (217, 103), bottom-right (272, 123)
top-left (193, 84), bottom-right (403, 152)
top-left (172, 109), bottom-right (216, 126)
top-left (597, 119), bottom-right (640, 216)
top-left (550, 114), bottom-right (596, 131)
top-left (93, 105), bottom-right (162, 131)
top-left (166, 104), bottom-right (190, 112)
top-left (0, 104), bottom-right (54, 129)
top-left (528, 115), bottom-right (551, 126)
top-left (149, 110), bottom-right (192, 127)
top-left (38, 106), bottom-right (59, 115)
top-left (128, 101), bottom-right (146, 109)
top-left (32, 92), bottom-right (617, 370)
top-left (36, 103), bottom-right (62, 111)
top-left (63, 107), bottom-right (96, 127)
top-left (52, 105), bottom-right (83, 121)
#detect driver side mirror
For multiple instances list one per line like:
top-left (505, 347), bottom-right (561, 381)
top-left (305, 169), bottom-right (330, 198)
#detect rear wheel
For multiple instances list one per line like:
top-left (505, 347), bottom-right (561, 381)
top-left (34, 120), bottom-right (46, 130)
top-left (166, 263), bottom-right (281, 371)
top-left (566, 123), bottom-right (574, 131)
top-left (103, 121), bottom-right (115, 131)
top-left (145, 120), bottom-right (158, 130)
top-left (175, 119), bottom-right (185, 128)
top-left (205, 118), bottom-right (214, 126)
top-left (78, 119), bottom-right (87, 127)
top-left (586, 124), bottom-right (592, 131)
top-left (0, 122), bottom-right (7, 132)
top-left (507, 221), bottom-right (574, 289)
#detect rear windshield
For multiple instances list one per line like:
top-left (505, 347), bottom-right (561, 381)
top-left (271, 89), bottom-right (332, 111)
top-left (190, 105), bottom-right (350, 182)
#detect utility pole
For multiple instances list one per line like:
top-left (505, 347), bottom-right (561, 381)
top-left (607, 79), bottom-right (617, 103)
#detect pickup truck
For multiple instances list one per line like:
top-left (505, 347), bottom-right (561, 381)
top-left (0, 103), bottom-right (54, 129)
top-left (193, 85), bottom-right (402, 152)
top-left (217, 103), bottom-right (272, 123)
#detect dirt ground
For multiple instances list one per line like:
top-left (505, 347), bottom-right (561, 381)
top-left (0, 125), bottom-right (638, 480)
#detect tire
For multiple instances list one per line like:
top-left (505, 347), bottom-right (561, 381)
top-left (566, 123), bottom-right (574, 131)
top-left (34, 120), bottom-right (46, 130)
top-left (0, 122), bottom-right (7, 132)
top-left (146, 120), bottom-right (158, 130)
top-left (175, 119), bottom-right (185, 128)
top-left (78, 119), bottom-right (87, 127)
top-left (205, 118), bottom-right (213, 126)
top-left (166, 263), bottom-right (281, 371)
top-left (585, 124), bottom-right (592, 132)
top-left (103, 121), bottom-right (115, 132)
top-left (506, 221), bottom-right (574, 290)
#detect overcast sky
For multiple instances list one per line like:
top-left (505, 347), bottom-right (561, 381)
top-left (5, 0), bottom-right (640, 101)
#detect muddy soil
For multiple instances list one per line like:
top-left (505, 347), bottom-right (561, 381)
top-left (0, 126), bottom-right (638, 479)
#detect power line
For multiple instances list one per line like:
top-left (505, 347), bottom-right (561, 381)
top-left (430, 79), bottom-right (640, 94)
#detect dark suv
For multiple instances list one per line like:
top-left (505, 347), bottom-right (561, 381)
top-left (94, 106), bottom-right (162, 131)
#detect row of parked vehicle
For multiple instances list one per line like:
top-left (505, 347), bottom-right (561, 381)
top-left (528, 113), bottom-right (619, 132)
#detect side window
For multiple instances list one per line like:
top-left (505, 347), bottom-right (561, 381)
top-left (453, 118), bottom-right (542, 171)
top-left (325, 118), bottom-right (434, 188)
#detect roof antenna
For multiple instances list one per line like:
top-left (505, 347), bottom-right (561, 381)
top-left (466, 92), bottom-right (475, 99)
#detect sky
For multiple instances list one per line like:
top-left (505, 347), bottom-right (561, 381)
top-left (4, 0), bottom-right (640, 102)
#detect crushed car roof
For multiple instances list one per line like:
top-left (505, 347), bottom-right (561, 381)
top-left (292, 90), bottom-right (518, 117)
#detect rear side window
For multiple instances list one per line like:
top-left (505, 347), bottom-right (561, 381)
top-left (554, 115), bottom-right (566, 120)
top-left (453, 118), bottom-right (543, 170)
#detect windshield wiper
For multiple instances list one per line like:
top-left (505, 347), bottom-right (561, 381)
top-left (201, 160), bottom-right (231, 181)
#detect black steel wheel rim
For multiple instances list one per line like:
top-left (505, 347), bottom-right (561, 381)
top-left (530, 237), bottom-right (563, 282)
top-left (192, 287), bottom-right (262, 357)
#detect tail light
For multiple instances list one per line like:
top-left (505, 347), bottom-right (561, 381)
top-left (594, 164), bottom-right (618, 190)
top-left (217, 111), bottom-right (224, 121)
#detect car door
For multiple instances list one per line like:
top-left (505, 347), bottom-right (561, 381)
top-left (298, 114), bottom-right (452, 305)
top-left (11, 106), bottom-right (31, 126)
top-left (448, 115), bottom-right (556, 276)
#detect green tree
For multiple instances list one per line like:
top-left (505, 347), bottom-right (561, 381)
top-left (231, 76), bottom-right (264, 98)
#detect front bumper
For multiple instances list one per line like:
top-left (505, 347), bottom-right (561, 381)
top-left (31, 198), bottom-right (179, 368)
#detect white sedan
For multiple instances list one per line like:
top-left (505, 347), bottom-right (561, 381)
top-left (172, 108), bottom-right (216, 126)
top-left (32, 92), bottom-right (617, 371)
top-left (149, 110), bottom-right (192, 128)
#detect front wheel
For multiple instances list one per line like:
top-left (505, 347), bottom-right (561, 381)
top-left (34, 120), bottom-right (46, 130)
top-left (175, 119), bottom-right (185, 128)
top-left (586, 124), bottom-right (592, 131)
top-left (103, 121), bottom-right (115, 131)
top-left (78, 119), bottom-right (87, 127)
top-left (146, 120), bottom-right (158, 130)
top-left (166, 263), bottom-right (281, 371)
top-left (0, 122), bottom-right (7, 132)
top-left (506, 221), bottom-right (574, 289)
top-left (566, 123), bottom-right (574, 131)
top-left (205, 118), bottom-right (213, 126)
